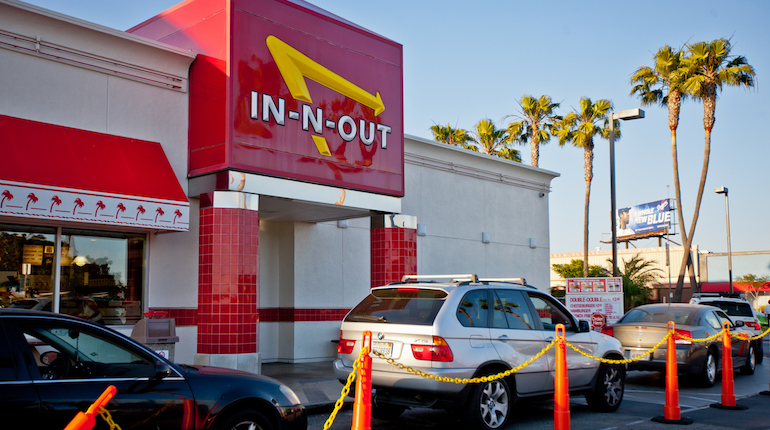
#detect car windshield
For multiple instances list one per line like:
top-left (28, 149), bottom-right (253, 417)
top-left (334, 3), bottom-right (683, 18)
top-left (345, 288), bottom-right (447, 325)
top-left (701, 301), bottom-right (753, 317)
top-left (619, 306), bottom-right (697, 325)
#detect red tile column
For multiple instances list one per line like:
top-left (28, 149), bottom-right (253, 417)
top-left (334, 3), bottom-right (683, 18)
top-left (370, 215), bottom-right (417, 288)
top-left (197, 198), bottom-right (259, 361)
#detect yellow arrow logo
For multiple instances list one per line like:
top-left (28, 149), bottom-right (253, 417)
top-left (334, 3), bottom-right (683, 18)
top-left (266, 35), bottom-right (385, 116)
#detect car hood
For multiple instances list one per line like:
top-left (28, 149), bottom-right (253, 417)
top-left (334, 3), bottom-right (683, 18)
top-left (179, 363), bottom-right (282, 384)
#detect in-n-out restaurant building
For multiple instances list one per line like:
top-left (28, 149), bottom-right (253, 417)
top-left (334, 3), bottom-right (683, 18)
top-left (0, 0), bottom-right (558, 371)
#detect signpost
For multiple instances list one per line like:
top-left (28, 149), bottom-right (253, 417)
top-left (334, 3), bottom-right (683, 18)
top-left (565, 277), bottom-right (624, 332)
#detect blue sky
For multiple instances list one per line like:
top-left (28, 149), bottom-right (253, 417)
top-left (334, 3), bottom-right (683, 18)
top-left (22, 0), bottom-right (770, 263)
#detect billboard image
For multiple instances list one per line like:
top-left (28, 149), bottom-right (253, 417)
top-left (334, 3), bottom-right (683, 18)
top-left (617, 199), bottom-right (671, 239)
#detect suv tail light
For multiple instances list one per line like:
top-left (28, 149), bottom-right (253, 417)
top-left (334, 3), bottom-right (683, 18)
top-left (674, 329), bottom-right (692, 345)
top-left (337, 331), bottom-right (355, 354)
top-left (745, 320), bottom-right (760, 330)
top-left (411, 336), bottom-right (454, 362)
top-left (600, 326), bottom-right (613, 337)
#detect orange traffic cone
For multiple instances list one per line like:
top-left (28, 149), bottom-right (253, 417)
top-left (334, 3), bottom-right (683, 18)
top-left (352, 331), bottom-right (373, 430)
top-left (554, 324), bottom-right (569, 430)
top-left (710, 321), bottom-right (748, 410)
top-left (651, 321), bottom-right (693, 424)
top-left (64, 385), bottom-right (117, 430)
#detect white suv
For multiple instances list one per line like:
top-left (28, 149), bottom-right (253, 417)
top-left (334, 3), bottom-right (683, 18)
top-left (333, 274), bottom-right (626, 429)
top-left (690, 293), bottom-right (763, 363)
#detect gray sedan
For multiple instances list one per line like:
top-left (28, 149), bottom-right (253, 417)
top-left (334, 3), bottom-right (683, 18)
top-left (603, 304), bottom-right (754, 387)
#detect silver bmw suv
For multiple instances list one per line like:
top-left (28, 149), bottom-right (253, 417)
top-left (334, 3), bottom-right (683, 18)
top-left (333, 274), bottom-right (626, 429)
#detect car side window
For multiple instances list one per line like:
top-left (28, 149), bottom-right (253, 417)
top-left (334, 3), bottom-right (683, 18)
top-left (492, 290), bottom-right (534, 330)
top-left (704, 312), bottom-right (721, 330)
top-left (528, 294), bottom-right (573, 331)
top-left (714, 311), bottom-right (733, 329)
top-left (20, 322), bottom-right (154, 380)
top-left (457, 290), bottom-right (489, 327)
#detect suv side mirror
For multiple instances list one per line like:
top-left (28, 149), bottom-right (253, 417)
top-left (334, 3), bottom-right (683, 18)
top-left (578, 320), bottom-right (590, 333)
top-left (154, 362), bottom-right (171, 380)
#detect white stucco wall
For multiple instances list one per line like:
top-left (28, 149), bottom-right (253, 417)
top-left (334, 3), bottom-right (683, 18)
top-left (0, 1), bottom-right (197, 320)
top-left (404, 135), bottom-right (558, 291)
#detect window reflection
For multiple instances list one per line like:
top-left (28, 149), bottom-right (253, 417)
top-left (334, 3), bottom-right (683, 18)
top-left (0, 224), bottom-right (144, 325)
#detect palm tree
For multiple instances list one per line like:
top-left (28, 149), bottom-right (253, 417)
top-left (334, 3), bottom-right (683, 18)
top-left (94, 200), bottom-right (106, 216)
top-left (429, 123), bottom-right (474, 147)
top-left (135, 205), bottom-right (145, 220)
top-left (671, 38), bottom-right (756, 301)
top-left (607, 254), bottom-right (663, 310)
top-left (506, 95), bottom-right (561, 167)
top-left (1, 190), bottom-right (14, 208)
top-left (50, 196), bottom-right (62, 212)
top-left (116, 203), bottom-right (126, 219)
top-left (155, 207), bottom-right (165, 222)
top-left (630, 45), bottom-right (699, 293)
top-left (25, 193), bottom-right (38, 210)
top-left (72, 198), bottom-right (84, 214)
top-left (554, 97), bottom-right (618, 277)
top-left (173, 209), bottom-right (183, 224)
top-left (468, 118), bottom-right (520, 161)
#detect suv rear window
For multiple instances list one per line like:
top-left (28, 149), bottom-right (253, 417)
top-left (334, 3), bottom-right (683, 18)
top-left (701, 301), bottom-right (753, 317)
top-left (344, 288), bottom-right (447, 325)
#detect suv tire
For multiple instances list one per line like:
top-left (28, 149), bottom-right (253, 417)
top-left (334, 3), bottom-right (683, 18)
top-left (585, 363), bottom-right (624, 412)
top-left (463, 377), bottom-right (512, 430)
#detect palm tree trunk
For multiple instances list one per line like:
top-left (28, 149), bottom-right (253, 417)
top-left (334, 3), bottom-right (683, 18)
top-left (583, 143), bottom-right (594, 277)
top-left (673, 85), bottom-right (716, 301)
top-left (531, 125), bottom-right (540, 168)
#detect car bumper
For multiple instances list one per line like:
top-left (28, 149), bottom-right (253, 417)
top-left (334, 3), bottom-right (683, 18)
top-left (625, 346), bottom-right (706, 375)
top-left (333, 358), bottom-right (472, 395)
top-left (277, 405), bottom-right (307, 430)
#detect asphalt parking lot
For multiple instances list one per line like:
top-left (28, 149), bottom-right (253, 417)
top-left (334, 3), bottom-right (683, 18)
top-left (302, 338), bottom-right (770, 429)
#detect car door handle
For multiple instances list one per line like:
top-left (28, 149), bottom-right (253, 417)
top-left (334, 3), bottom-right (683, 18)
top-left (498, 335), bottom-right (509, 343)
top-left (44, 403), bottom-right (80, 412)
top-left (546, 337), bottom-right (554, 342)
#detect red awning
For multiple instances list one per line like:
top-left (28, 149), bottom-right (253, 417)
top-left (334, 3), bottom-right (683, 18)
top-left (0, 115), bottom-right (189, 231)
top-left (700, 282), bottom-right (770, 293)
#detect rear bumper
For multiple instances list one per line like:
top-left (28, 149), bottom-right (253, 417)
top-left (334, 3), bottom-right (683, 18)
top-left (626, 345), bottom-right (706, 375)
top-left (333, 358), bottom-right (473, 396)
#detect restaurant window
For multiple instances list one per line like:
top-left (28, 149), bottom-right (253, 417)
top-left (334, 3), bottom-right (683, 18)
top-left (0, 225), bottom-right (56, 308)
top-left (0, 224), bottom-right (145, 325)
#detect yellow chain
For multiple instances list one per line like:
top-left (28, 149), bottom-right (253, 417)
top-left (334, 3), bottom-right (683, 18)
top-left (733, 326), bottom-right (770, 342)
top-left (324, 350), bottom-right (362, 430)
top-left (98, 408), bottom-right (122, 430)
top-left (564, 332), bottom-right (671, 364)
top-left (676, 328), bottom-right (727, 343)
top-left (370, 339), bottom-right (557, 384)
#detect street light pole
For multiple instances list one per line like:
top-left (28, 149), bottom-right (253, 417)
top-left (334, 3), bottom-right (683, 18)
top-left (715, 187), bottom-right (733, 294)
top-left (609, 108), bottom-right (645, 277)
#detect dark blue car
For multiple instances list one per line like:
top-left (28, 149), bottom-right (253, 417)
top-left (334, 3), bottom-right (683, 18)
top-left (0, 309), bottom-right (307, 430)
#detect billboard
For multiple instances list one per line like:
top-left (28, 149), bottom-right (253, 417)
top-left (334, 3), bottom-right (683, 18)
top-left (565, 277), bottom-right (624, 332)
top-left (617, 199), bottom-right (671, 239)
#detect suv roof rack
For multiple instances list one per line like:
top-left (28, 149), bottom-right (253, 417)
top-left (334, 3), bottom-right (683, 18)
top-left (478, 278), bottom-right (532, 288)
top-left (400, 274), bottom-right (479, 284)
top-left (692, 292), bottom-right (744, 299)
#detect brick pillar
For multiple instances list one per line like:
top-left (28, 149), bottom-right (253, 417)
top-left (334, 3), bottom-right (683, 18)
top-left (370, 215), bottom-right (417, 288)
top-left (195, 192), bottom-right (260, 372)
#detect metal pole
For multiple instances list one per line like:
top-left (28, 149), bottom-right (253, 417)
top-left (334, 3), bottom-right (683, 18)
top-left (609, 113), bottom-right (618, 277)
top-left (724, 190), bottom-right (733, 294)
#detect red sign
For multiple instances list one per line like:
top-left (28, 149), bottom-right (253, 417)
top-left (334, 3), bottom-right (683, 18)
top-left (131, 0), bottom-right (404, 197)
top-left (591, 313), bottom-right (606, 330)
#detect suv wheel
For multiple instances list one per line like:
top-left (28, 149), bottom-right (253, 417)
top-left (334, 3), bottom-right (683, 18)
top-left (741, 343), bottom-right (756, 375)
top-left (585, 363), bottom-right (624, 412)
top-left (463, 377), bottom-right (511, 430)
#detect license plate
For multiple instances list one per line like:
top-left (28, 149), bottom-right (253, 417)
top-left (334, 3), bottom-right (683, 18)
top-left (372, 341), bottom-right (393, 357)
top-left (625, 349), bottom-right (649, 360)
